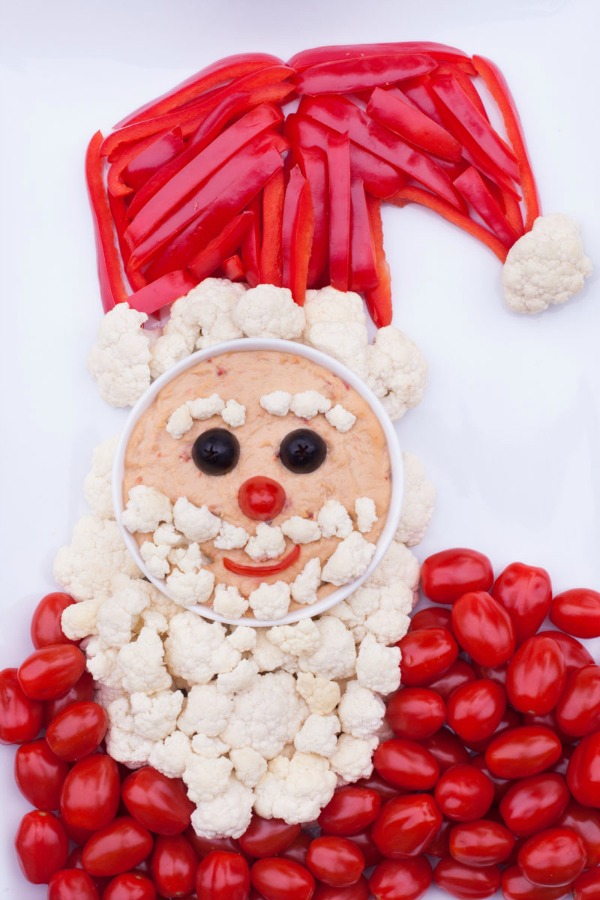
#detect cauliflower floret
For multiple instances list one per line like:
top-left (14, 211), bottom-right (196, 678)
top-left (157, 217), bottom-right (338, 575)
top-left (187, 394), bottom-right (225, 420)
top-left (221, 672), bottom-right (308, 760)
top-left (148, 731), bottom-right (192, 778)
top-left (290, 391), bottom-right (332, 419)
top-left (267, 619), bottom-right (320, 657)
top-left (129, 690), bottom-right (184, 741)
top-left (325, 404), bottom-right (356, 433)
top-left (214, 522), bottom-right (249, 551)
top-left (88, 304), bottom-right (151, 407)
top-left (54, 516), bottom-right (141, 602)
top-left (355, 497), bottom-right (378, 534)
top-left (178, 684), bottom-right (233, 736)
top-left (165, 613), bottom-right (240, 685)
top-left (330, 734), bottom-right (378, 783)
top-left (281, 517), bottom-right (321, 544)
top-left (150, 329), bottom-right (194, 380)
top-left (338, 682), bottom-right (386, 740)
top-left (184, 754), bottom-right (233, 802)
top-left (213, 584), bottom-right (249, 619)
top-left (366, 326), bottom-right (427, 421)
top-left (166, 404), bottom-right (193, 439)
top-left (260, 391), bottom-right (292, 416)
top-left (303, 288), bottom-right (369, 379)
top-left (168, 543), bottom-right (204, 574)
top-left (190, 776), bottom-right (254, 839)
top-left (503, 214), bottom-right (593, 314)
top-left (317, 500), bottom-right (353, 539)
top-left (230, 747), bottom-right (267, 788)
top-left (396, 453), bottom-right (435, 546)
top-left (363, 586), bottom-right (412, 645)
top-left (227, 626), bottom-right (257, 653)
top-left (166, 569), bottom-right (215, 607)
top-left (299, 617), bottom-right (356, 680)
top-left (105, 722), bottom-right (154, 768)
top-left (321, 532), bottom-right (376, 586)
top-left (84, 437), bottom-right (118, 519)
top-left (294, 714), bottom-right (340, 757)
top-left (245, 523), bottom-right (286, 561)
top-left (304, 286), bottom-right (366, 326)
top-left (249, 581), bottom-right (291, 620)
top-left (140, 541), bottom-right (171, 579)
top-left (96, 580), bottom-right (150, 648)
top-left (191, 734), bottom-right (230, 758)
top-left (61, 597), bottom-right (102, 641)
top-left (173, 498), bottom-right (221, 543)
top-left (180, 277), bottom-right (245, 349)
top-left (253, 631), bottom-right (295, 673)
top-left (295, 673), bottom-right (341, 715)
top-left (356, 634), bottom-right (400, 694)
top-left (216, 659), bottom-right (259, 694)
top-left (254, 751), bottom-right (337, 824)
top-left (367, 539), bottom-right (420, 593)
top-left (233, 285), bottom-right (305, 339)
top-left (291, 558), bottom-right (322, 605)
top-left (153, 523), bottom-right (184, 548)
top-left (117, 626), bottom-right (173, 694)
top-left (221, 399), bottom-right (246, 427)
top-left (122, 485), bottom-right (173, 534)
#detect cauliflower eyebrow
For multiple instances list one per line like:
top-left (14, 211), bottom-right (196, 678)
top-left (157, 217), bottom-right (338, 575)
top-left (166, 395), bottom-right (246, 439)
top-left (259, 391), bottom-right (357, 432)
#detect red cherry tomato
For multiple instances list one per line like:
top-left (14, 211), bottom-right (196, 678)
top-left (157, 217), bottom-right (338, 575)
top-left (433, 857), bottom-right (501, 898)
top-left (506, 636), bottom-right (566, 715)
top-left (422, 728), bottom-right (470, 772)
top-left (306, 835), bottom-right (364, 887)
top-left (0, 667), bottom-right (43, 743)
top-left (518, 827), bottom-right (586, 888)
top-left (238, 476), bottom-right (286, 520)
top-left (250, 857), bottom-right (315, 900)
top-left (485, 726), bottom-right (562, 779)
top-left (48, 868), bottom-right (100, 900)
top-left (567, 731), bottom-right (600, 808)
top-left (151, 834), bottom-right (197, 898)
top-left (451, 591), bottom-right (515, 666)
top-left (369, 856), bottom-right (433, 900)
top-left (501, 865), bottom-right (573, 900)
top-left (122, 767), bottom-right (195, 836)
top-left (82, 817), bottom-right (153, 876)
top-left (574, 867), bottom-right (600, 900)
top-left (409, 606), bottom-right (454, 632)
top-left (434, 764), bottom-right (495, 822)
top-left (61, 754), bottom-right (120, 831)
top-left (354, 772), bottom-right (403, 802)
top-left (398, 627), bottom-right (458, 686)
top-left (446, 679), bottom-right (506, 743)
top-left (31, 591), bottom-right (77, 648)
top-left (46, 701), bottom-right (108, 761)
top-left (44, 670), bottom-right (96, 725)
top-left (345, 829), bottom-right (382, 867)
top-left (426, 659), bottom-right (477, 700)
top-left (558, 802), bottom-right (600, 867)
top-left (500, 774), bottom-right (570, 837)
top-left (314, 874), bottom-right (370, 900)
top-left (385, 688), bottom-right (446, 740)
top-left (317, 787), bottom-right (381, 836)
top-left (15, 809), bottom-right (69, 884)
top-left (550, 588), bottom-right (600, 638)
top-left (18, 644), bottom-right (86, 700)
top-left (556, 665), bottom-right (600, 737)
top-left (420, 548), bottom-right (493, 604)
top-left (491, 562), bottom-right (552, 644)
top-left (373, 738), bottom-right (439, 790)
top-left (280, 831), bottom-right (312, 866)
top-left (103, 872), bottom-right (157, 900)
top-left (463, 705), bottom-right (521, 754)
top-left (449, 819), bottom-right (515, 867)
top-left (14, 738), bottom-right (70, 809)
top-left (371, 793), bottom-right (442, 858)
top-left (538, 630), bottom-right (594, 674)
top-left (184, 827), bottom-right (244, 860)
top-left (239, 815), bottom-right (301, 857)
top-left (469, 755), bottom-right (512, 802)
top-left (196, 850), bottom-right (250, 900)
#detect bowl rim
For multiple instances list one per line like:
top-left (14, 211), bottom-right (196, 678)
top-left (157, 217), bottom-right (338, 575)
top-left (112, 337), bottom-right (404, 627)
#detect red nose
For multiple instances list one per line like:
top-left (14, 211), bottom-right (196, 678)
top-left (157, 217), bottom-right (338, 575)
top-left (238, 476), bottom-right (286, 521)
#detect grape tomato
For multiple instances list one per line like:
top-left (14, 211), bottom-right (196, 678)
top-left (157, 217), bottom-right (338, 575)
top-left (0, 667), bottom-right (44, 743)
top-left (102, 872), bottom-right (157, 900)
top-left (555, 665), bottom-right (600, 737)
top-left (196, 850), bottom-right (250, 900)
top-left (250, 857), bottom-right (315, 900)
top-left (15, 809), bottom-right (69, 884)
top-left (317, 787), bottom-right (381, 836)
top-left (122, 767), bottom-right (194, 836)
top-left (449, 819), bottom-right (515, 867)
top-left (46, 700), bottom-right (108, 761)
top-left (60, 754), bottom-right (120, 831)
top-left (81, 817), bottom-right (154, 877)
top-left (446, 679), bottom-right (506, 743)
top-left (420, 548), bottom-right (493, 603)
top-left (30, 591), bottom-right (77, 648)
top-left (408, 606), bottom-right (454, 632)
top-left (150, 834), bottom-right (198, 898)
top-left (518, 827), bottom-right (586, 888)
top-left (501, 865), bottom-right (572, 900)
top-left (485, 725), bottom-right (562, 779)
top-left (371, 793), bottom-right (442, 858)
top-left (369, 856), bottom-right (433, 900)
top-left (14, 739), bottom-right (70, 810)
top-left (550, 588), bottom-right (600, 638)
top-left (306, 835), bottom-right (364, 887)
top-left (434, 764), bottom-right (495, 822)
top-left (48, 868), bottom-right (100, 900)
top-left (499, 773), bottom-right (570, 837)
top-left (451, 590), bottom-right (516, 666)
top-left (397, 627), bottom-right (458, 686)
top-left (385, 687), bottom-right (446, 740)
top-left (373, 738), bottom-right (439, 790)
top-left (18, 644), bottom-right (86, 700)
top-left (506, 635), bottom-right (566, 715)
top-left (491, 562), bottom-right (552, 644)
top-left (433, 856), bottom-right (501, 899)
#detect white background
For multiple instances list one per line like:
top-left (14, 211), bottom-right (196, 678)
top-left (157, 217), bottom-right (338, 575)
top-left (1, 0), bottom-right (599, 896)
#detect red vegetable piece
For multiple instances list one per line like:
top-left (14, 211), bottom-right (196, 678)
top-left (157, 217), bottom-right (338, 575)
top-left (385, 687), bottom-right (446, 740)
top-left (60, 754), bottom-right (121, 832)
top-left (559, 801), bottom-right (600, 867)
top-left (449, 819), bottom-right (515, 867)
top-left (367, 87), bottom-right (462, 161)
top-left (446, 679), bottom-right (506, 743)
top-left (280, 831), bottom-right (312, 866)
top-left (574, 867), bottom-right (600, 900)
top-left (188, 211), bottom-right (254, 281)
top-left (103, 872), bottom-right (157, 900)
top-left (364, 194), bottom-right (393, 327)
top-left (451, 591), bottom-right (516, 666)
top-left (223, 544), bottom-right (300, 578)
top-left (325, 130), bottom-right (351, 292)
top-left (30, 592), bottom-right (77, 648)
top-left (373, 738), bottom-right (440, 790)
top-left (369, 856), bottom-right (433, 900)
top-left (15, 810), bottom-right (69, 884)
top-left (44, 670), bottom-right (96, 725)
top-left (317, 787), bottom-right (381, 836)
top-left (500, 774), bottom-right (570, 837)
top-left (567, 732), bottom-right (600, 808)
top-left (426, 659), bottom-right (477, 701)
top-left (288, 42), bottom-right (475, 73)
top-left (241, 198), bottom-right (262, 288)
top-left (433, 857), bottom-right (501, 899)
top-left (293, 145), bottom-right (329, 288)
top-left (462, 705), bottom-right (521, 754)
top-left (0, 667), bottom-right (44, 743)
top-left (282, 164), bottom-right (314, 305)
top-left (409, 606), bottom-right (454, 632)
top-left (454, 166), bottom-right (519, 247)
top-left (506, 635), bottom-right (567, 715)
top-left (122, 767), bottom-right (195, 836)
top-left (119, 270), bottom-right (199, 316)
top-left (434, 764), bottom-right (495, 822)
top-left (151, 834), bottom-right (198, 898)
top-left (82, 817), bottom-right (154, 877)
top-left (420, 548), bottom-right (493, 603)
top-left (239, 816), bottom-right (300, 858)
top-left (485, 726), bottom-right (562, 779)
top-left (422, 728), bottom-right (470, 772)
top-left (48, 868), bottom-right (100, 900)
top-left (427, 820), bottom-right (452, 859)
top-left (184, 827), bottom-right (243, 860)
top-left (295, 53), bottom-right (436, 95)
top-left (221, 254), bottom-right (246, 282)
top-left (123, 128), bottom-right (185, 193)
top-left (315, 875), bottom-right (370, 900)
top-left (306, 835), bottom-right (364, 887)
top-left (550, 588), bottom-right (600, 639)
top-left (259, 168), bottom-right (286, 286)
top-left (491, 562), bottom-right (552, 644)
top-left (18, 645), bottom-right (86, 701)
top-left (346, 829), bottom-right (383, 867)
top-left (502, 865), bottom-right (572, 900)
top-left (349, 179), bottom-right (378, 292)
top-left (556, 665), bottom-right (600, 737)
top-left (538, 629), bottom-right (594, 674)
top-left (371, 793), bottom-right (442, 858)
top-left (398, 627), bottom-right (459, 686)
top-left (46, 701), bottom-right (108, 761)
top-left (518, 827), bottom-right (586, 888)
top-left (250, 857), bottom-right (315, 900)
top-left (14, 739), bottom-right (70, 809)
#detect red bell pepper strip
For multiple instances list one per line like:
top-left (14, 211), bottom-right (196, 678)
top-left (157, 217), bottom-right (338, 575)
top-left (282, 165), bottom-right (314, 306)
top-left (401, 81), bottom-right (445, 125)
top-left (114, 53), bottom-right (286, 128)
top-left (241, 200), bottom-right (262, 288)
top-left (350, 179), bottom-right (379, 292)
top-left (223, 544), bottom-right (300, 577)
top-left (108, 194), bottom-right (148, 291)
top-left (221, 255), bottom-right (246, 282)
top-left (326, 131), bottom-right (351, 292)
top-left (299, 94), bottom-right (465, 211)
top-left (454, 167), bottom-right (519, 248)
top-left (294, 53), bottom-right (437, 94)
top-left (122, 128), bottom-right (185, 193)
top-left (126, 270), bottom-right (198, 316)
top-left (391, 185), bottom-right (508, 262)
top-left (136, 142), bottom-right (284, 277)
top-left (294, 145), bottom-right (329, 288)
top-left (85, 131), bottom-right (128, 312)
top-left (429, 72), bottom-right (520, 183)
top-left (106, 132), bottom-right (175, 197)
top-left (501, 190), bottom-right (525, 237)
top-left (288, 43), bottom-right (475, 73)
top-left (125, 104), bottom-right (284, 248)
top-left (445, 67), bottom-right (490, 122)
top-left (364, 195), bottom-right (393, 327)
top-left (187, 211), bottom-right (253, 281)
top-left (259, 169), bottom-right (285, 286)
top-left (472, 54), bottom-right (541, 231)
top-left (367, 87), bottom-right (463, 161)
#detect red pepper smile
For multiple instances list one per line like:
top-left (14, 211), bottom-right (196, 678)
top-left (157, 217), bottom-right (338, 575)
top-left (223, 544), bottom-right (301, 577)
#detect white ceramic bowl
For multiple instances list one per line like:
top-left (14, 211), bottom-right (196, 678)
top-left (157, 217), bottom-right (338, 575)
top-left (113, 338), bottom-right (404, 627)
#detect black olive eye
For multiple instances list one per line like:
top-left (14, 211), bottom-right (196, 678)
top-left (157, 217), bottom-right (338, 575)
top-left (279, 428), bottom-right (327, 474)
top-left (192, 428), bottom-right (240, 476)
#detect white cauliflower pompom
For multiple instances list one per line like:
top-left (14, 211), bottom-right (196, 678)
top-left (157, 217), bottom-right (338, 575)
top-left (304, 287), bottom-right (370, 380)
top-left (355, 498), bottom-right (378, 535)
top-left (184, 754), bottom-right (233, 802)
top-left (281, 517), bottom-right (321, 544)
top-left (396, 452), bottom-right (435, 546)
top-left (321, 532), bottom-right (376, 586)
top-left (299, 617), bottom-right (356, 680)
top-left (325, 404), bottom-right (357, 433)
top-left (503, 214), bottom-right (592, 314)
top-left (267, 619), bottom-right (320, 657)
top-left (140, 541), bottom-right (171, 579)
top-left (338, 681), bottom-right (386, 739)
top-left (178, 684), bottom-right (233, 737)
top-left (214, 522), bottom-right (249, 551)
top-left (260, 391), bottom-right (292, 416)
top-left (366, 326), bottom-right (427, 421)
top-left (95, 579), bottom-right (150, 649)
top-left (128, 690), bottom-right (184, 741)
top-left (356, 634), bottom-right (401, 695)
top-left (317, 500), bottom-right (353, 539)
top-left (165, 613), bottom-right (240, 685)
top-left (245, 524), bottom-right (286, 561)
top-left (289, 391), bottom-right (331, 419)
top-left (213, 585), bottom-right (249, 619)
top-left (368, 539), bottom-right (420, 594)
top-left (254, 752), bottom-right (337, 824)
top-left (296, 673), bottom-right (341, 715)
top-left (330, 734), bottom-right (378, 783)
top-left (249, 582), bottom-right (291, 621)
top-left (184, 278), bottom-right (246, 349)
top-left (190, 776), bottom-right (254, 839)
top-left (84, 437), bottom-right (118, 519)
top-left (166, 569), bottom-right (215, 607)
top-left (227, 626), bottom-right (257, 653)
top-left (166, 405), bottom-right (194, 439)
top-left (122, 485), bottom-right (173, 534)
top-left (148, 731), bottom-right (192, 778)
top-left (294, 714), bottom-right (340, 757)
top-left (88, 304), bottom-right (151, 407)
top-left (291, 558), bottom-right (322, 605)
top-left (221, 399), bottom-right (246, 428)
top-left (233, 285), bottom-right (305, 339)
top-left (173, 498), bottom-right (221, 543)
top-left (116, 626), bottom-right (173, 694)
top-left (230, 747), bottom-right (268, 788)
top-left (216, 659), bottom-right (259, 695)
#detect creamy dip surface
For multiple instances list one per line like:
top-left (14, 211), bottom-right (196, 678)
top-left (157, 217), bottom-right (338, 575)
top-left (123, 349), bottom-right (392, 610)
